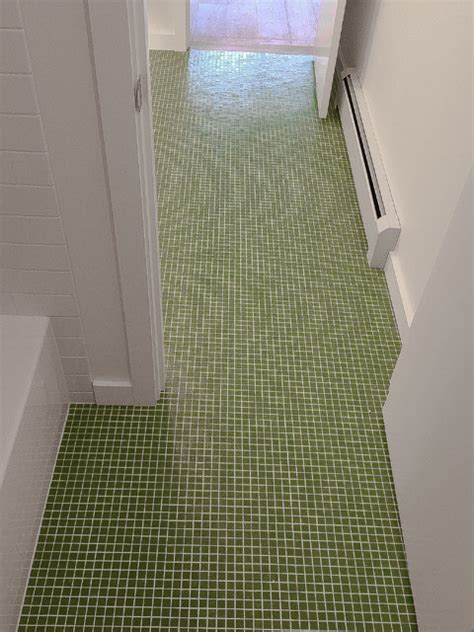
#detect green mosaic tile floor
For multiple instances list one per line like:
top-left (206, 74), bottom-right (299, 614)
top-left (19, 51), bottom-right (417, 631)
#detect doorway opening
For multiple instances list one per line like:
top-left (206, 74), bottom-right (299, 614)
top-left (190, 0), bottom-right (318, 53)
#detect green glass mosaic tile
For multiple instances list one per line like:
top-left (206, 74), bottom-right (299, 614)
top-left (18, 51), bottom-right (417, 631)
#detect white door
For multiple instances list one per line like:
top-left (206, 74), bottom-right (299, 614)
top-left (313, 0), bottom-right (347, 118)
top-left (88, 0), bottom-right (166, 403)
top-left (147, 0), bottom-right (190, 51)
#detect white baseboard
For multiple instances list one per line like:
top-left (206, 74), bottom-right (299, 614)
top-left (93, 380), bottom-right (134, 405)
top-left (336, 58), bottom-right (411, 344)
top-left (337, 68), bottom-right (400, 269)
top-left (384, 253), bottom-right (412, 343)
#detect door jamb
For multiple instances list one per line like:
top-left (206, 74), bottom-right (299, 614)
top-left (87, 0), bottom-right (166, 405)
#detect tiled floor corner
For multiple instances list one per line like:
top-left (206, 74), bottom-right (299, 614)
top-left (18, 51), bottom-right (417, 631)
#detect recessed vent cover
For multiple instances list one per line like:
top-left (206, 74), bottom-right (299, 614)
top-left (338, 68), bottom-right (400, 268)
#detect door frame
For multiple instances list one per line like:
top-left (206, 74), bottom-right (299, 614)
top-left (147, 0), bottom-right (190, 52)
top-left (313, 0), bottom-right (347, 118)
top-left (87, 0), bottom-right (166, 404)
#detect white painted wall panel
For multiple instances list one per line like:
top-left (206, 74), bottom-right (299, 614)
top-left (0, 216), bottom-right (63, 244)
top-left (383, 175), bottom-right (472, 632)
top-left (0, 29), bottom-right (30, 73)
top-left (0, 151), bottom-right (52, 185)
top-left (0, 74), bottom-right (37, 114)
top-left (0, 114), bottom-right (45, 151)
top-left (0, 184), bottom-right (57, 214)
top-left (0, 243), bottom-right (69, 270)
top-left (0, 269), bottom-right (73, 294)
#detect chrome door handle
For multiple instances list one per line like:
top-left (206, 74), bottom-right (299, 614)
top-left (134, 75), bottom-right (143, 113)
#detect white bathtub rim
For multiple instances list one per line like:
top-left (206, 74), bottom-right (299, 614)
top-left (15, 399), bottom-right (70, 631)
top-left (0, 315), bottom-right (51, 485)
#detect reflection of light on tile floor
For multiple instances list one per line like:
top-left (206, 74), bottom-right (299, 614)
top-left (19, 51), bottom-right (418, 631)
top-left (191, 0), bottom-right (319, 53)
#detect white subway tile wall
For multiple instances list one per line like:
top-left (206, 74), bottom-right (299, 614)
top-left (0, 114), bottom-right (45, 151)
top-left (50, 316), bottom-right (84, 338)
top-left (0, 75), bottom-right (37, 114)
top-left (0, 185), bottom-right (57, 214)
top-left (0, 270), bottom-right (74, 294)
top-left (55, 337), bottom-right (86, 357)
top-left (0, 151), bottom-right (53, 185)
top-left (0, 30), bottom-right (31, 73)
top-left (11, 294), bottom-right (79, 317)
top-left (0, 244), bottom-right (70, 270)
top-left (0, 216), bottom-right (64, 244)
top-left (65, 374), bottom-right (93, 393)
top-left (0, 0), bottom-right (93, 402)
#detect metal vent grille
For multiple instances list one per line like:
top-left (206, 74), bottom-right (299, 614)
top-left (343, 74), bottom-right (385, 219)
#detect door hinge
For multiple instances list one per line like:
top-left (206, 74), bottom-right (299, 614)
top-left (134, 75), bottom-right (143, 113)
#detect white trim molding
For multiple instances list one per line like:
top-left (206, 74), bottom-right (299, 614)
top-left (337, 68), bottom-right (400, 269)
top-left (93, 380), bottom-right (135, 406)
top-left (336, 58), bottom-right (410, 343)
top-left (384, 253), bottom-right (412, 343)
top-left (149, 32), bottom-right (185, 51)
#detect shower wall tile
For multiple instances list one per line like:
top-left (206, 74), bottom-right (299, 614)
top-left (0, 184), bottom-right (57, 214)
top-left (0, 18), bottom-right (93, 402)
top-left (0, 244), bottom-right (70, 270)
top-left (56, 337), bottom-right (86, 357)
top-left (0, 270), bottom-right (73, 294)
top-left (65, 374), bottom-right (93, 393)
top-left (0, 151), bottom-right (52, 185)
top-left (0, 292), bottom-right (16, 315)
top-left (60, 356), bottom-right (90, 375)
top-left (67, 392), bottom-right (95, 404)
top-left (12, 293), bottom-right (78, 317)
top-left (0, 114), bottom-right (45, 152)
top-left (0, 29), bottom-right (30, 73)
top-left (0, 75), bottom-right (37, 114)
top-left (50, 316), bottom-right (84, 338)
top-left (0, 216), bottom-right (64, 244)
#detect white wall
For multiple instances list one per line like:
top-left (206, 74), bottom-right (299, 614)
top-left (340, 0), bottom-right (472, 323)
top-left (147, 0), bottom-right (189, 51)
top-left (340, 4), bottom-right (473, 628)
top-left (0, 1), bottom-right (92, 402)
top-left (383, 172), bottom-right (472, 632)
